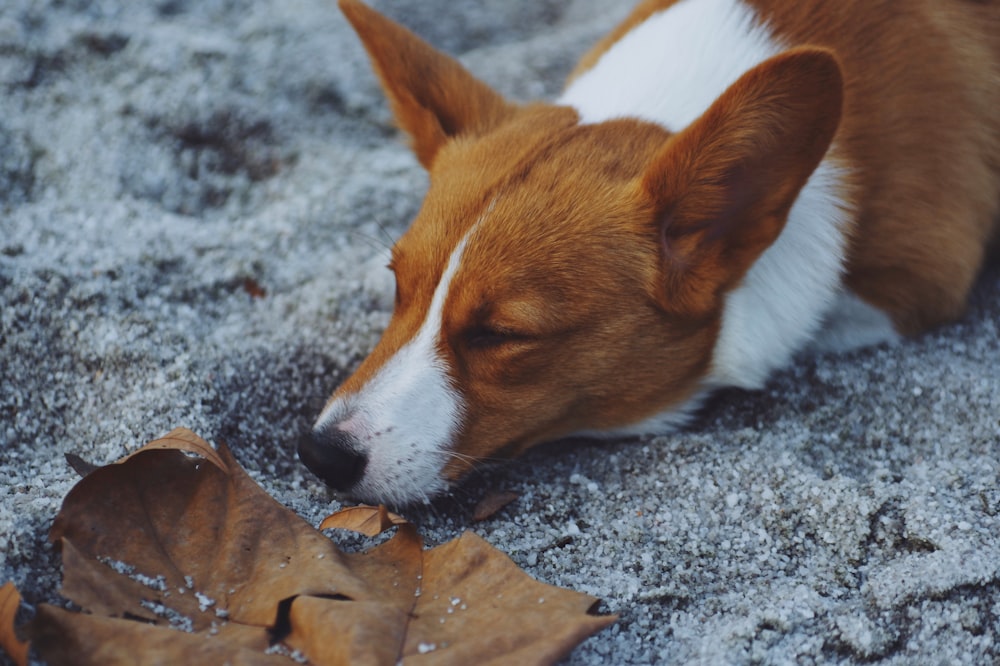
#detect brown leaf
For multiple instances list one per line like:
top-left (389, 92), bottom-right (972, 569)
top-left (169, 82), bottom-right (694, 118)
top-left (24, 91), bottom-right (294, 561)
top-left (27, 427), bottom-right (614, 665)
top-left (116, 425), bottom-right (228, 469)
top-left (284, 512), bottom-right (425, 664)
top-left (401, 532), bottom-right (616, 665)
top-left (285, 597), bottom-right (410, 665)
top-left (31, 604), bottom-right (286, 666)
top-left (64, 452), bottom-right (98, 477)
top-left (35, 428), bottom-right (406, 663)
top-left (472, 490), bottom-right (519, 521)
top-left (319, 504), bottom-right (410, 537)
top-left (0, 582), bottom-right (29, 666)
top-left (243, 277), bottom-right (267, 299)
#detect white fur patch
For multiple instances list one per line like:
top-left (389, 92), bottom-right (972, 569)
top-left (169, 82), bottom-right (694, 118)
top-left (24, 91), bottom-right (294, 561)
top-left (560, 0), bottom-right (859, 395)
top-left (314, 230), bottom-right (475, 506)
top-left (558, 0), bottom-right (782, 129)
top-left (710, 161), bottom-right (852, 388)
top-left (808, 291), bottom-right (900, 353)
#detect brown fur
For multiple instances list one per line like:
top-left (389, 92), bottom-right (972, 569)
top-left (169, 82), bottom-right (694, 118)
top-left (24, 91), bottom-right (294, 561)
top-left (330, 0), bottom-right (1000, 480)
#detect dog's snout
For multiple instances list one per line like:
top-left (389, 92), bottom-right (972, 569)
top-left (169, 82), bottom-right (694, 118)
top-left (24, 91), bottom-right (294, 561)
top-left (297, 427), bottom-right (368, 492)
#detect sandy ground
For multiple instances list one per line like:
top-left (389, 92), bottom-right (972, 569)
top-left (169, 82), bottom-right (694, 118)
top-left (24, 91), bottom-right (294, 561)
top-left (2, 0), bottom-right (999, 663)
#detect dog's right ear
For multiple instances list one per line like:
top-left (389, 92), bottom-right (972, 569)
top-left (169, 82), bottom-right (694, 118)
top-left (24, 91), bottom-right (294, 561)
top-left (339, 0), bottom-right (514, 169)
top-left (640, 48), bottom-right (843, 316)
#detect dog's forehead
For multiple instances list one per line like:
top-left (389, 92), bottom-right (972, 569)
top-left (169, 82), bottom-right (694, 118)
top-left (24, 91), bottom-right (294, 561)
top-left (463, 120), bottom-right (670, 259)
top-left (394, 112), bottom-right (671, 293)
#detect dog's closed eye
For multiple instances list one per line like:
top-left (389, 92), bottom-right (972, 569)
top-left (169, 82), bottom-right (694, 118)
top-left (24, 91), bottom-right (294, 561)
top-left (464, 324), bottom-right (533, 349)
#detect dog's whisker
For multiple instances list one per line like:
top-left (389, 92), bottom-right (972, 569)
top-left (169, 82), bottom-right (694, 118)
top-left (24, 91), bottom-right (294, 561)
top-left (371, 215), bottom-right (398, 251)
top-left (442, 450), bottom-right (507, 475)
top-left (345, 227), bottom-right (394, 258)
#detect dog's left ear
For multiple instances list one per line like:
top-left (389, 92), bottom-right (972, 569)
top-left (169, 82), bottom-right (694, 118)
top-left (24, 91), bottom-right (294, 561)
top-left (642, 47), bottom-right (843, 316)
top-left (339, 0), bottom-right (514, 169)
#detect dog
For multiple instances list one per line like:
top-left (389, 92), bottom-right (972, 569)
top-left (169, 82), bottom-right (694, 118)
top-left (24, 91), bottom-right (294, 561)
top-left (298, 0), bottom-right (1000, 506)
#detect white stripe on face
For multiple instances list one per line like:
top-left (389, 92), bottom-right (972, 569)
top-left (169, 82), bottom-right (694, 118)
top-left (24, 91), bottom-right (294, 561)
top-left (314, 226), bottom-right (477, 506)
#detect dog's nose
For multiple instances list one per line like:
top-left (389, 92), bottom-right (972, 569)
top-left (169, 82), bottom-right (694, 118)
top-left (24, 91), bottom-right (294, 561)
top-left (297, 427), bottom-right (368, 492)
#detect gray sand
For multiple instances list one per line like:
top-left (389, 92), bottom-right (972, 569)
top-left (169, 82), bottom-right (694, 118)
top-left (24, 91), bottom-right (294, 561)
top-left (2, 1), bottom-right (998, 663)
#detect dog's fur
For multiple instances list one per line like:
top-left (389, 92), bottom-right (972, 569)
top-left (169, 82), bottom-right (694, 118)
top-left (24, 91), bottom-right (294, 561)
top-left (298, 0), bottom-right (1000, 506)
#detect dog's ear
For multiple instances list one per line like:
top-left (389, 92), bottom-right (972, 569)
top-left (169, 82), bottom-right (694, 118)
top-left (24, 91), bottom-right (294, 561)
top-left (339, 0), bottom-right (514, 169)
top-left (642, 48), bottom-right (843, 315)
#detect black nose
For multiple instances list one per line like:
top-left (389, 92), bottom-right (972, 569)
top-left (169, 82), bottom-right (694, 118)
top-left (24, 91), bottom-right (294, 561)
top-left (297, 427), bottom-right (368, 492)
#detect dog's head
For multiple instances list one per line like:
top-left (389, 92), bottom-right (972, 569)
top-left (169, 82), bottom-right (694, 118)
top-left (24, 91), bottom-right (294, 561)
top-left (298, 0), bottom-right (841, 505)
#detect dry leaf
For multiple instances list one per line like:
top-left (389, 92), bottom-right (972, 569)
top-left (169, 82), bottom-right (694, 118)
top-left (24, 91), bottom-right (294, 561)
top-left (301, 505), bottom-right (617, 665)
top-left (24, 428), bottom-right (613, 665)
top-left (64, 452), bottom-right (98, 478)
top-left (403, 531), bottom-right (613, 664)
top-left (243, 277), bottom-right (267, 299)
top-left (30, 605), bottom-right (288, 666)
top-left (472, 490), bottom-right (520, 521)
top-left (320, 504), bottom-right (409, 536)
top-left (0, 582), bottom-right (29, 666)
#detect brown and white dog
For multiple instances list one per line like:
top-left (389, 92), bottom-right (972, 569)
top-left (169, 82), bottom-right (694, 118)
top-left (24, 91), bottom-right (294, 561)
top-left (298, 0), bottom-right (1000, 505)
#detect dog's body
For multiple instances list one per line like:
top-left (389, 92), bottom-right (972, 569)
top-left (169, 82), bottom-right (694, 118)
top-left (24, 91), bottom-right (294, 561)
top-left (298, 0), bottom-right (1000, 505)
